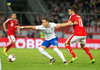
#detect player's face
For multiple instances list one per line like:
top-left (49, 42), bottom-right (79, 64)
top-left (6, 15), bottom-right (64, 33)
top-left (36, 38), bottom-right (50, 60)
top-left (68, 9), bottom-right (72, 15)
top-left (42, 20), bottom-right (49, 27)
top-left (11, 14), bottom-right (16, 19)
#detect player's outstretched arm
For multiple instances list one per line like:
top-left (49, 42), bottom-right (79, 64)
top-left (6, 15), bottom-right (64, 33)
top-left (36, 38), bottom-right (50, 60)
top-left (55, 20), bottom-right (78, 29)
top-left (55, 21), bottom-right (71, 29)
top-left (16, 26), bottom-right (36, 29)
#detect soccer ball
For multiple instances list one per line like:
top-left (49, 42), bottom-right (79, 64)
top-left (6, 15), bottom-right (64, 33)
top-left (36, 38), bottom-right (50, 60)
top-left (8, 54), bottom-right (16, 62)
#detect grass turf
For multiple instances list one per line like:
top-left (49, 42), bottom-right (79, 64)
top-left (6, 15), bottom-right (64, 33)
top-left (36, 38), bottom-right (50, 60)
top-left (0, 48), bottom-right (100, 70)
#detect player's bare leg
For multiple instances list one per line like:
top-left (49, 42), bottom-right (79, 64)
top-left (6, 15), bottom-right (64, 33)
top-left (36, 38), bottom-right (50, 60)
top-left (81, 44), bottom-right (95, 64)
top-left (65, 42), bottom-right (77, 63)
top-left (53, 46), bottom-right (68, 65)
top-left (38, 46), bottom-right (55, 64)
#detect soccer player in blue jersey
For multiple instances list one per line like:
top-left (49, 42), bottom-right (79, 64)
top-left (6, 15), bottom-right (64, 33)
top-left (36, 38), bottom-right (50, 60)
top-left (16, 17), bottom-right (68, 65)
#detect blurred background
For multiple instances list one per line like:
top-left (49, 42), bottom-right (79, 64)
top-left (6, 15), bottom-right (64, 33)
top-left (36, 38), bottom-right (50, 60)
top-left (0, 0), bottom-right (100, 39)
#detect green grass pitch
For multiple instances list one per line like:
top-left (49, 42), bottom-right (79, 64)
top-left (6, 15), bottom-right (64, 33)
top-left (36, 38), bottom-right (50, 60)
top-left (0, 48), bottom-right (100, 70)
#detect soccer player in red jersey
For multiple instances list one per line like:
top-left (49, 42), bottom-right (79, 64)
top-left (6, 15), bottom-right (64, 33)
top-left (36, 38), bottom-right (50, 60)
top-left (56, 6), bottom-right (95, 64)
top-left (3, 13), bottom-right (20, 56)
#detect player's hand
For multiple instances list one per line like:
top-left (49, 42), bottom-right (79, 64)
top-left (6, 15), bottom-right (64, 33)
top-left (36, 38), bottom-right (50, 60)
top-left (4, 29), bottom-right (8, 32)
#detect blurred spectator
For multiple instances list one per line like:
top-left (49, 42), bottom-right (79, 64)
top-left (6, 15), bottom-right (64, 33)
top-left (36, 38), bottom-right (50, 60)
top-left (83, 17), bottom-right (89, 26)
top-left (40, 31), bottom-right (45, 38)
top-left (77, 3), bottom-right (83, 13)
top-left (27, 29), bottom-right (35, 38)
top-left (2, 29), bottom-right (7, 37)
top-left (90, 18), bottom-right (97, 26)
top-left (48, 1), bottom-right (53, 10)
top-left (83, 1), bottom-right (90, 13)
top-left (96, 0), bottom-right (100, 13)
top-left (34, 16), bottom-right (41, 25)
top-left (87, 34), bottom-right (93, 39)
top-left (0, 16), bottom-right (5, 24)
top-left (72, 0), bottom-right (78, 7)
top-left (97, 19), bottom-right (100, 26)
top-left (54, 6), bottom-right (60, 13)
top-left (84, 16), bottom-right (91, 26)
top-left (90, 9), bottom-right (95, 15)
top-left (54, 15), bottom-right (59, 23)
top-left (90, 0), bottom-right (96, 10)
top-left (64, 2), bottom-right (70, 12)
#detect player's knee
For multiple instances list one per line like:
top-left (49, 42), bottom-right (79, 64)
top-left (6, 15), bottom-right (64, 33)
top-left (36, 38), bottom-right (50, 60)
top-left (81, 44), bottom-right (85, 49)
top-left (53, 47), bottom-right (60, 53)
top-left (38, 47), bottom-right (43, 51)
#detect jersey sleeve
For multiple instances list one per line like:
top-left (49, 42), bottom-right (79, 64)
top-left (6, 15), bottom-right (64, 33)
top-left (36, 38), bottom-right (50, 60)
top-left (36, 25), bottom-right (43, 30)
top-left (69, 16), bottom-right (74, 23)
top-left (74, 15), bottom-right (78, 21)
top-left (50, 22), bottom-right (57, 27)
top-left (5, 19), bottom-right (10, 24)
top-left (69, 15), bottom-right (78, 23)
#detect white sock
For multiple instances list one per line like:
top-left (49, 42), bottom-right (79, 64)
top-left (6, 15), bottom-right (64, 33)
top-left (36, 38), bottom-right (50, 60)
top-left (39, 47), bottom-right (53, 59)
top-left (53, 48), bottom-right (66, 62)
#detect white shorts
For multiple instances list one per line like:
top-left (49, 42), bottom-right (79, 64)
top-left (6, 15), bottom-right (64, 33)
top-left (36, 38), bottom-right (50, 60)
top-left (8, 35), bottom-right (16, 43)
top-left (66, 34), bottom-right (86, 44)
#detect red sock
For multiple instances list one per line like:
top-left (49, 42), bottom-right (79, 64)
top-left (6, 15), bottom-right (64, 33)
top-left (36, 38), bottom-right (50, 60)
top-left (6, 42), bottom-right (13, 52)
top-left (66, 45), bottom-right (76, 58)
top-left (84, 47), bottom-right (93, 60)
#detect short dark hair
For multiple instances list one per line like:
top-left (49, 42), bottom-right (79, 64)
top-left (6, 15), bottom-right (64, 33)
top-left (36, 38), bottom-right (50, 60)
top-left (69, 6), bottom-right (78, 13)
top-left (11, 13), bottom-right (16, 15)
top-left (12, 12), bottom-right (16, 14)
top-left (42, 17), bottom-right (50, 22)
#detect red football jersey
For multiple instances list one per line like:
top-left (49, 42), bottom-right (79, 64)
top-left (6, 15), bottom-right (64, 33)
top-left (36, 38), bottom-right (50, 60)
top-left (5, 18), bottom-right (19, 36)
top-left (69, 14), bottom-right (87, 36)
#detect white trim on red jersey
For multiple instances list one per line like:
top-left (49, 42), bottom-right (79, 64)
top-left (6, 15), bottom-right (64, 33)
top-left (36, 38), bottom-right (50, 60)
top-left (5, 18), bottom-right (12, 23)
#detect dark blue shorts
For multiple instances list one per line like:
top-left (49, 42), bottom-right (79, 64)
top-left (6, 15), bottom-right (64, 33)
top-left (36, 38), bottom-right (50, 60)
top-left (41, 37), bottom-right (58, 48)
